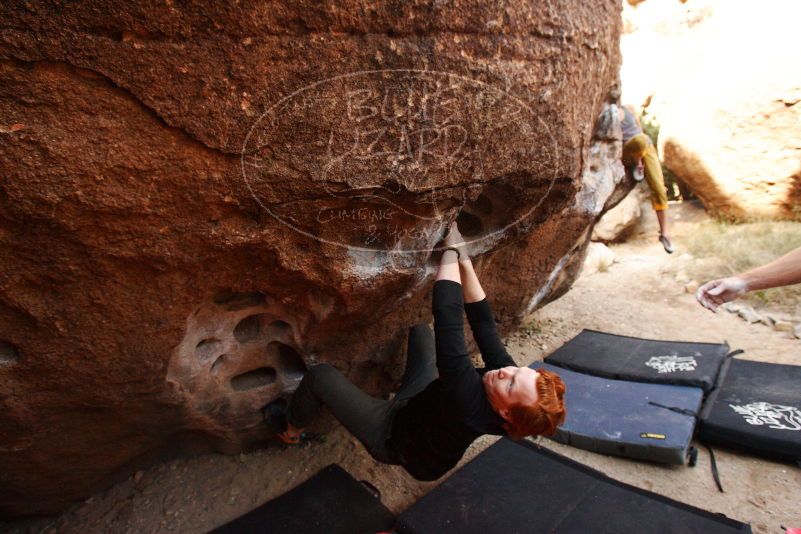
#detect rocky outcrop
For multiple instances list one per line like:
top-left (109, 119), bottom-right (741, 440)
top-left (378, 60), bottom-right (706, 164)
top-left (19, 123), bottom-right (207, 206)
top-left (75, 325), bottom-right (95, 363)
top-left (621, 0), bottom-right (801, 221)
top-left (582, 242), bottom-right (617, 275)
top-left (0, 1), bottom-right (623, 515)
top-left (592, 186), bottom-right (646, 242)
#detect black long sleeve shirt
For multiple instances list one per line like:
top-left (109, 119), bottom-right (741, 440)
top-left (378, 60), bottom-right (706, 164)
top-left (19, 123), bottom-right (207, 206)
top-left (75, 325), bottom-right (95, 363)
top-left (388, 280), bottom-right (516, 481)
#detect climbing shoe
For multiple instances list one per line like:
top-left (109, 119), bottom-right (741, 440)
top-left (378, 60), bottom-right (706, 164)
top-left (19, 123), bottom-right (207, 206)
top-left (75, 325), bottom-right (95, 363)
top-left (659, 235), bottom-right (675, 254)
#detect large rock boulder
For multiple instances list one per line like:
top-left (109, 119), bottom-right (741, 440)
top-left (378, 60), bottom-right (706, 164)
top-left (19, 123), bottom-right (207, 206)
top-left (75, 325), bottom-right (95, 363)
top-left (592, 185), bottom-right (646, 242)
top-left (0, 1), bottom-right (623, 515)
top-left (621, 0), bottom-right (801, 220)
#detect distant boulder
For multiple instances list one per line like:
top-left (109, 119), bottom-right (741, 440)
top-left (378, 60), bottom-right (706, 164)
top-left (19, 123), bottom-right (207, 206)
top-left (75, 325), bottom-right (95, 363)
top-left (621, 0), bottom-right (801, 220)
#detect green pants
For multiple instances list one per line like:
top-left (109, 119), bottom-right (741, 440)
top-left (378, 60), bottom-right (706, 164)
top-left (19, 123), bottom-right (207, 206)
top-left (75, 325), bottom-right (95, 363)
top-left (285, 324), bottom-right (437, 464)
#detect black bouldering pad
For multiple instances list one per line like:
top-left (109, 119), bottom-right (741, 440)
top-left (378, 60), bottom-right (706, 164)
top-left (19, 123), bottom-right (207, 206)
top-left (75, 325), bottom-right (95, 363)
top-left (544, 329), bottom-right (730, 393)
top-left (530, 362), bottom-right (703, 464)
top-left (699, 358), bottom-right (801, 462)
top-left (396, 438), bottom-right (751, 534)
top-left (210, 464), bottom-right (394, 534)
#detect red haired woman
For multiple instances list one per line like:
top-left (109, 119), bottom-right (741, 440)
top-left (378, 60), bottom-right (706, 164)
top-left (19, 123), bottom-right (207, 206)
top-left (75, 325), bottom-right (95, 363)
top-left (276, 222), bottom-right (566, 480)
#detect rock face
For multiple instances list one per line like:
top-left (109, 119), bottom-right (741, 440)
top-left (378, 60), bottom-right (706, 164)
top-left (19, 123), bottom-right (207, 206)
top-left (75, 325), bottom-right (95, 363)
top-left (581, 242), bottom-right (616, 275)
top-left (621, 0), bottom-right (801, 221)
top-left (592, 186), bottom-right (646, 242)
top-left (0, 1), bottom-right (623, 515)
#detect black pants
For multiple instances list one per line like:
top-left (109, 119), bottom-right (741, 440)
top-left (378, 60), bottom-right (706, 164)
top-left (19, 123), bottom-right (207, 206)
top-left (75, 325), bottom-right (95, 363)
top-left (285, 324), bottom-right (438, 463)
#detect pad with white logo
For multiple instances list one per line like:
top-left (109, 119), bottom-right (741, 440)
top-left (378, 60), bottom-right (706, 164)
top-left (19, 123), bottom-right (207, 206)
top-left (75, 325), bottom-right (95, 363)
top-left (645, 354), bottom-right (699, 374)
top-left (729, 402), bottom-right (801, 431)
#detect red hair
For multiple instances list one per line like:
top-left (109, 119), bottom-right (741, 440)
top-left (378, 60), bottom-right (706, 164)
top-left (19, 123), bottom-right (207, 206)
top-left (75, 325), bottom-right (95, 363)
top-left (503, 368), bottom-right (566, 440)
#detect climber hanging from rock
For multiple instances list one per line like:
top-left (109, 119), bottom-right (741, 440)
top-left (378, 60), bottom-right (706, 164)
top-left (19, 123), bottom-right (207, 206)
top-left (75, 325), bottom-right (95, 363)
top-left (615, 90), bottom-right (674, 254)
top-left (265, 221), bottom-right (567, 481)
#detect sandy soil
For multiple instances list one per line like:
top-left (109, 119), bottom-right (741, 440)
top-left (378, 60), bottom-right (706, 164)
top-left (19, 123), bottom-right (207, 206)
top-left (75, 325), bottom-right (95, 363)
top-left (5, 202), bottom-right (800, 534)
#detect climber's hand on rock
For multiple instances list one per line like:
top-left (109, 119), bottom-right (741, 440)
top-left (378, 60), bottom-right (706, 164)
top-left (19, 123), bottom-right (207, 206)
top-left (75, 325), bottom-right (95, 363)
top-left (441, 220), bottom-right (472, 262)
top-left (444, 221), bottom-right (465, 248)
top-left (695, 277), bottom-right (748, 312)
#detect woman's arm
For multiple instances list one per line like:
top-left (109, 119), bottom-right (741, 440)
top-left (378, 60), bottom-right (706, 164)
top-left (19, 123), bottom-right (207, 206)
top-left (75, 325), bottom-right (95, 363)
top-left (452, 229), bottom-right (514, 369)
top-left (463, 296), bottom-right (515, 370)
top-left (697, 245), bottom-right (801, 311)
top-left (432, 222), bottom-right (471, 379)
top-left (435, 222), bottom-right (462, 283)
top-left (459, 256), bottom-right (486, 303)
top-left (439, 222), bottom-right (484, 301)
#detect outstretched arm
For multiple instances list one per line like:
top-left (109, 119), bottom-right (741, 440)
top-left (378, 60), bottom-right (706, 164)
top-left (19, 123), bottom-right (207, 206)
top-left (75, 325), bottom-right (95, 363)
top-left (460, 254), bottom-right (486, 304)
top-left (462, 265), bottom-right (515, 369)
top-left (432, 223), bottom-right (470, 380)
top-left (443, 222), bottom-right (514, 369)
top-left (432, 224), bottom-right (495, 422)
top-left (436, 222), bottom-right (462, 284)
top-left (696, 245), bottom-right (801, 312)
top-left (440, 222), bottom-right (483, 302)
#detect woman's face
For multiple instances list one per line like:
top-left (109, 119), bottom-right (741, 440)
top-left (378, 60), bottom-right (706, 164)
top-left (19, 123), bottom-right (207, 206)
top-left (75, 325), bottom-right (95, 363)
top-left (482, 366), bottom-right (539, 420)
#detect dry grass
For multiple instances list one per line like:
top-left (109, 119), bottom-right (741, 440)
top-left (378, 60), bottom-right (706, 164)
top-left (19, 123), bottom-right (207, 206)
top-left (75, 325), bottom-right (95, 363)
top-left (675, 219), bottom-right (801, 314)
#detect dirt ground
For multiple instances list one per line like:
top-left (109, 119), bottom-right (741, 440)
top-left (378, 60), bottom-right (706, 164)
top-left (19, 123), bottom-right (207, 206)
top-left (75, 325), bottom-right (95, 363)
top-left (5, 201), bottom-right (801, 534)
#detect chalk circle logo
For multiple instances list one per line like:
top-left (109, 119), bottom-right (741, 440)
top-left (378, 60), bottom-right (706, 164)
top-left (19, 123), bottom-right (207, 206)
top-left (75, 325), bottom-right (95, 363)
top-left (240, 69), bottom-right (559, 257)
